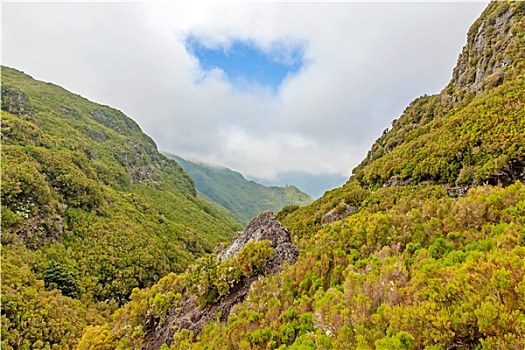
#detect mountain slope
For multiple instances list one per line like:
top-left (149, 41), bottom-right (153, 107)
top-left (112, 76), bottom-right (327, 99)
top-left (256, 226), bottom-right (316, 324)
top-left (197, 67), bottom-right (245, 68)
top-left (1, 66), bottom-right (242, 349)
top-left (352, 1), bottom-right (525, 189)
top-left (164, 154), bottom-right (313, 224)
top-left (80, 2), bottom-right (525, 349)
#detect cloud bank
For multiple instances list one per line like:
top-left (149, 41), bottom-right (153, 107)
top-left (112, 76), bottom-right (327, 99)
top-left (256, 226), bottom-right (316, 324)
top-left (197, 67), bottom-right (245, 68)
top-left (2, 2), bottom-right (488, 196)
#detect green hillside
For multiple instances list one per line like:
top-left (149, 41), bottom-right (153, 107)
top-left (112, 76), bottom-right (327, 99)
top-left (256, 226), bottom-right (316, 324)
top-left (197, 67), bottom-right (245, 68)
top-left (352, 2), bottom-right (525, 189)
top-left (164, 154), bottom-right (313, 224)
top-left (80, 2), bottom-right (525, 349)
top-left (1, 66), bottom-right (242, 349)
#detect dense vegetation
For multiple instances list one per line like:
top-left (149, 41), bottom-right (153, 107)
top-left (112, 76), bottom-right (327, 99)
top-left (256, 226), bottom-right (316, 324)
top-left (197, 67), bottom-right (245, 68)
top-left (80, 181), bottom-right (525, 349)
top-left (164, 154), bottom-right (313, 224)
top-left (77, 239), bottom-right (277, 349)
top-left (192, 183), bottom-right (525, 349)
top-left (1, 66), bottom-right (242, 349)
top-left (352, 76), bottom-right (524, 189)
top-left (78, 2), bottom-right (525, 349)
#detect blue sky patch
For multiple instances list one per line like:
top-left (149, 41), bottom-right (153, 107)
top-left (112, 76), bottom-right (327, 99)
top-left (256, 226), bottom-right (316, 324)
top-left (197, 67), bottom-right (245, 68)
top-left (185, 36), bottom-right (304, 92)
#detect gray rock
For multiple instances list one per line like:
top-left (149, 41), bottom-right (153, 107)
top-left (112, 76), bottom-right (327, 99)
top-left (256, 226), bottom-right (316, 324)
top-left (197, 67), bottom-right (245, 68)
top-left (218, 211), bottom-right (298, 263)
top-left (447, 5), bottom-right (516, 104)
top-left (1, 86), bottom-right (34, 117)
top-left (322, 204), bottom-right (357, 224)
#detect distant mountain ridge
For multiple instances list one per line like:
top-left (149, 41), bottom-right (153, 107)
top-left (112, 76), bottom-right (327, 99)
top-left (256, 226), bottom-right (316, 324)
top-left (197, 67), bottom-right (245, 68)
top-left (164, 153), bottom-right (313, 224)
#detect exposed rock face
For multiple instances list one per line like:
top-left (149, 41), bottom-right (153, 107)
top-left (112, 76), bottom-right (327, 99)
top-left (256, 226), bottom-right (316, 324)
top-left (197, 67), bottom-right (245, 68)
top-left (382, 176), bottom-right (416, 188)
top-left (218, 211), bottom-right (299, 269)
top-left (15, 212), bottom-right (64, 249)
top-left (143, 212), bottom-right (299, 350)
top-left (322, 204), bottom-right (357, 224)
top-left (121, 140), bottom-right (159, 184)
top-left (444, 3), bottom-right (524, 106)
top-left (1, 85), bottom-right (34, 117)
top-left (89, 110), bottom-right (142, 136)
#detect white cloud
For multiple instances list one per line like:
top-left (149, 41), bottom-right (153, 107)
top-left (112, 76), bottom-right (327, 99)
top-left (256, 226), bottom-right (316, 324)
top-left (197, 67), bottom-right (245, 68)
top-left (2, 1), bottom-right (489, 194)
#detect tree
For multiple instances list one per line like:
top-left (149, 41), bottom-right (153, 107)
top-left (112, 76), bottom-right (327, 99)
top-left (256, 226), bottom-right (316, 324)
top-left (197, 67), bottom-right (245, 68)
top-left (43, 261), bottom-right (80, 298)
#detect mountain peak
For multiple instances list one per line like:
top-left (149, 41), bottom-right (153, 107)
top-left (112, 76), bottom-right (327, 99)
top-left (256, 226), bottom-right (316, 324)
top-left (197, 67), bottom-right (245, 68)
top-left (444, 1), bottom-right (525, 106)
top-left (351, 1), bottom-right (525, 190)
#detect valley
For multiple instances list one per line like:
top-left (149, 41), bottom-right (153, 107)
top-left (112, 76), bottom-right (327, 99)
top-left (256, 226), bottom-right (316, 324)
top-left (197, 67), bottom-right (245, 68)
top-left (1, 1), bottom-right (525, 349)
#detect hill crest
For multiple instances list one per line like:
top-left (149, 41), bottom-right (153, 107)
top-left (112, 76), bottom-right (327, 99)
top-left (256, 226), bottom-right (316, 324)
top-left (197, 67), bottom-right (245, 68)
top-left (164, 153), bottom-right (313, 224)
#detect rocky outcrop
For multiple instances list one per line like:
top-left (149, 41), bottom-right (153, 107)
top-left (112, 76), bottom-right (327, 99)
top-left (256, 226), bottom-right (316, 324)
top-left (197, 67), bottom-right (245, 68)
top-left (322, 203), bottom-right (357, 224)
top-left (382, 176), bottom-right (416, 188)
top-left (89, 110), bottom-right (142, 136)
top-left (15, 211), bottom-right (64, 249)
top-left (217, 211), bottom-right (299, 273)
top-left (1, 85), bottom-right (34, 117)
top-left (143, 212), bottom-right (299, 350)
top-left (444, 2), bottom-right (524, 106)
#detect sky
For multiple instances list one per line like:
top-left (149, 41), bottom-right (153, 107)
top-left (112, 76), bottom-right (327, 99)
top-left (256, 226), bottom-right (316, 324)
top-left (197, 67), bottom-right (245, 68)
top-left (2, 1), bottom-right (488, 198)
